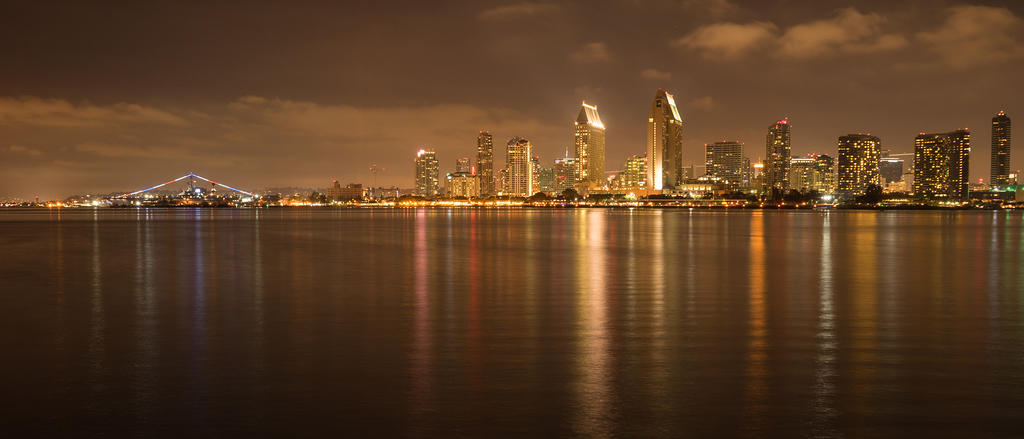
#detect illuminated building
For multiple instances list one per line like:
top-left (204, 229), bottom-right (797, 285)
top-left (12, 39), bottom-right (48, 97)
top-left (531, 155), bottom-right (542, 192)
top-left (445, 171), bottom-right (479, 198)
top-left (623, 154), bottom-right (646, 188)
top-left (455, 157), bottom-right (471, 173)
top-left (705, 141), bottom-right (744, 186)
top-left (574, 102), bottom-right (606, 187)
top-left (414, 149), bottom-right (439, 196)
top-left (750, 162), bottom-right (765, 191)
top-left (913, 129), bottom-right (971, 200)
top-left (327, 181), bottom-right (366, 201)
top-left (477, 131), bottom-right (495, 196)
top-left (837, 134), bottom-right (881, 196)
top-left (538, 165), bottom-right (556, 193)
top-left (554, 157), bottom-right (577, 193)
top-left (764, 118), bottom-right (791, 195)
top-left (646, 89), bottom-right (684, 190)
top-left (787, 154), bottom-right (834, 193)
top-left (505, 137), bottom-right (533, 197)
top-left (991, 111), bottom-right (1011, 188)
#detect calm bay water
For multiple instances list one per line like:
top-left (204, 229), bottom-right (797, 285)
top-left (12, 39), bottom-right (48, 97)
top-left (1, 208), bottom-right (1023, 437)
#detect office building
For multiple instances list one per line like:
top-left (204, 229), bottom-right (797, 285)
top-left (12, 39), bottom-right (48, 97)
top-left (991, 111), bottom-right (1012, 188)
top-left (837, 134), bottom-right (881, 196)
top-left (574, 102), bottom-right (606, 187)
top-left (554, 157), bottom-right (577, 193)
top-left (646, 89), bottom-right (684, 190)
top-left (477, 131), bottom-right (495, 196)
top-left (446, 172), bottom-right (479, 198)
top-left (914, 129), bottom-right (971, 200)
top-left (705, 141), bottom-right (744, 186)
top-left (505, 137), bottom-right (533, 197)
top-left (787, 154), bottom-right (835, 193)
top-left (623, 154), bottom-right (646, 188)
top-left (414, 149), bottom-right (439, 196)
top-left (455, 157), bottom-right (471, 173)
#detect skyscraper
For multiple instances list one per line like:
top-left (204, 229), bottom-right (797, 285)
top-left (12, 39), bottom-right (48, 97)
top-left (991, 111), bottom-right (1012, 188)
top-left (477, 131), bottom-right (494, 196)
top-left (414, 149), bottom-right (439, 196)
top-left (574, 102), bottom-right (606, 187)
top-left (505, 137), bottom-right (533, 197)
top-left (816, 154), bottom-right (836, 193)
top-left (879, 157), bottom-right (904, 184)
top-left (646, 89), bottom-right (683, 191)
top-left (788, 154), bottom-right (835, 193)
top-left (554, 157), bottom-right (577, 193)
top-left (455, 157), bottom-right (471, 173)
top-left (913, 129), bottom-right (971, 201)
top-left (764, 118), bottom-right (792, 196)
top-left (705, 141), bottom-right (744, 186)
top-left (837, 134), bottom-right (881, 196)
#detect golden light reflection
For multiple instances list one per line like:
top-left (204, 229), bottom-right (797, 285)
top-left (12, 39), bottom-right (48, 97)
top-left (850, 213), bottom-right (878, 410)
top-left (813, 212), bottom-right (839, 437)
top-left (742, 210), bottom-right (767, 435)
top-left (410, 209), bottom-right (432, 425)
top-left (573, 209), bottom-right (612, 437)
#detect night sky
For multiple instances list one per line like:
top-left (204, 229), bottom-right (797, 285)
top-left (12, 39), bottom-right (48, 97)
top-left (1, 0), bottom-right (1021, 199)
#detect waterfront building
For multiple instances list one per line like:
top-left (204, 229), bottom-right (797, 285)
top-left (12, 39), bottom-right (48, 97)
top-left (554, 157), bottom-right (577, 193)
top-left (646, 89), bottom-right (684, 190)
top-left (538, 166), bottom-right (556, 193)
top-left (787, 154), bottom-right (835, 193)
top-left (574, 102), bottom-right (606, 188)
top-left (751, 162), bottom-right (765, 192)
top-left (455, 157), bottom-right (471, 173)
top-left (913, 129), bottom-right (971, 201)
top-left (764, 118), bottom-right (792, 196)
top-left (414, 149), bottom-right (439, 196)
top-left (623, 154), bottom-right (646, 188)
top-left (477, 131), bottom-right (495, 196)
top-left (816, 154), bottom-right (836, 193)
top-left (531, 155), bottom-right (542, 193)
top-left (880, 157), bottom-right (904, 184)
top-left (705, 141), bottom-right (744, 186)
top-left (991, 111), bottom-right (1012, 188)
top-left (505, 137), bottom-right (533, 197)
top-left (837, 134), bottom-right (881, 196)
top-left (445, 171), bottom-right (479, 198)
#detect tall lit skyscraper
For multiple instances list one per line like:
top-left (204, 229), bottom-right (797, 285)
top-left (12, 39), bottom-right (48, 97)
top-left (505, 137), bottom-right (533, 197)
top-left (705, 141), bottom-right (744, 186)
top-left (991, 111), bottom-right (1012, 188)
top-left (816, 154), bottom-right (836, 193)
top-left (531, 155), bottom-right (542, 192)
top-left (646, 89), bottom-right (684, 191)
top-left (914, 129), bottom-right (971, 200)
top-left (574, 102), bottom-right (606, 187)
top-left (764, 118), bottom-right (791, 195)
top-left (477, 131), bottom-right (494, 196)
top-left (455, 157), bottom-right (471, 173)
top-left (414, 149), bottom-right (439, 196)
top-left (837, 134), bottom-right (881, 196)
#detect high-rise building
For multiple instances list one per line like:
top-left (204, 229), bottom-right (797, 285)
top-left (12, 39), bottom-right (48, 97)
top-left (816, 154), bottom-right (836, 193)
top-left (414, 149), bottom-right (439, 196)
top-left (531, 155), bottom-right (542, 193)
top-left (705, 141), bottom-right (744, 186)
top-left (554, 157), bottom-right (577, 193)
top-left (991, 111), bottom-right (1012, 188)
top-left (787, 154), bottom-right (835, 193)
top-left (879, 157), bottom-right (904, 184)
top-left (913, 129), bottom-right (971, 200)
top-left (764, 118), bottom-right (792, 196)
top-left (505, 137), bottom-right (533, 197)
top-left (623, 154), bottom-right (647, 188)
top-left (477, 131), bottom-right (494, 196)
top-left (455, 157), bottom-right (471, 173)
top-left (837, 134), bottom-right (881, 196)
top-left (574, 102), bottom-right (606, 187)
top-left (538, 166), bottom-right (556, 193)
top-left (646, 89), bottom-right (684, 190)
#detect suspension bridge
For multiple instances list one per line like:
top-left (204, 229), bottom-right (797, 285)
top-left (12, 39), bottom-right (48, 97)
top-left (115, 173), bottom-right (256, 199)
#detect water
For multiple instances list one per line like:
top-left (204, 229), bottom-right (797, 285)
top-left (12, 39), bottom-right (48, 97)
top-left (1, 208), bottom-right (1023, 437)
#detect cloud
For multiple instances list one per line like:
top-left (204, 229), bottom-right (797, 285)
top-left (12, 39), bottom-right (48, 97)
top-left (673, 22), bottom-right (776, 60)
top-left (569, 42), bottom-right (610, 63)
top-left (675, 8), bottom-right (907, 61)
top-left (640, 68), bottom-right (672, 80)
top-left (687, 96), bottom-right (715, 111)
top-left (75, 142), bottom-right (179, 159)
top-left (478, 2), bottom-right (558, 20)
top-left (778, 8), bottom-right (906, 58)
top-left (917, 6), bottom-right (1024, 68)
top-left (0, 97), bottom-right (188, 128)
top-left (6, 145), bottom-right (43, 156)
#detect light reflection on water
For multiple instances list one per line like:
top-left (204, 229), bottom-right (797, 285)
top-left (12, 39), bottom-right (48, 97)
top-left (1, 208), bottom-right (1023, 437)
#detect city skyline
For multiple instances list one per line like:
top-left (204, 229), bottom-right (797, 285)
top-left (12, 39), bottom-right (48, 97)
top-left (0, 1), bottom-right (1022, 199)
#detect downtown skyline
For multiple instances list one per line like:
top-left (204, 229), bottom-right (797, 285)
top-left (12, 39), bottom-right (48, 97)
top-left (0, 1), bottom-right (1021, 199)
